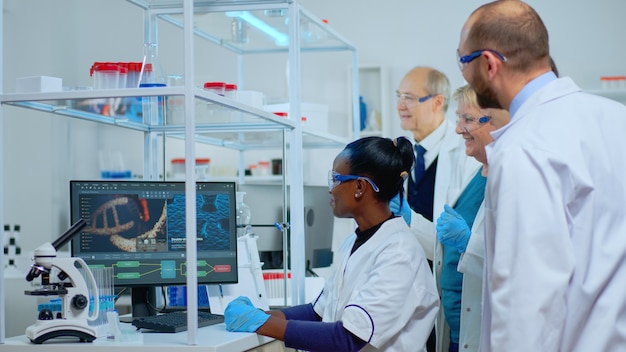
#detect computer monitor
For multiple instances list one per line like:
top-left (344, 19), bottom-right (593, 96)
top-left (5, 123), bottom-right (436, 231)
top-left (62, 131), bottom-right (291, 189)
top-left (69, 180), bottom-right (238, 317)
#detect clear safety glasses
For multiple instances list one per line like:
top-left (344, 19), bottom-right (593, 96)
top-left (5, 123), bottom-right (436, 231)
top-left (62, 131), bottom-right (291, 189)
top-left (328, 170), bottom-right (380, 192)
top-left (456, 113), bottom-right (492, 132)
top-left (395, 92), bottom-right (433, 107)
top-left (457, 49), bottom-right (507, 71)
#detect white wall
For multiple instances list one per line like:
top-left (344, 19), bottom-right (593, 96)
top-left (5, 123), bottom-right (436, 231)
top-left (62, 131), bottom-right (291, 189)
top-left (3, 0), bottom-right (625, 280)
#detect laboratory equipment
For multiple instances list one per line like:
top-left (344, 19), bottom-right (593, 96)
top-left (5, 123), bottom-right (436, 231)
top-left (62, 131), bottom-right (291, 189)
top-left (139, 43), bottom-right (166, 87)
top-left (90, 63), bottom-right (121, 89)
top-left (257, 161), bottom-right (271, 176)
top-left (237, 184), bottom-right (334, 271)
top-left (203, 81), bottom-right (226, 96)
top-left (236, 192), bottom-right (252, 237)
top-left (271, 159), bottom-right (283, 175)
top-left (170, 158), bottom-right (211, 180)
top-left (24, 219), bottom-right (100, 344)
top-left (231, 17), bottom-right (248, 44)
top-left (359, 95), bottom-right (367, 131)
top-left (206, 232), bottom-right (269, 314)
top-left (69, 181), bottom-right (239, 319)
top-left (224, 83), bottom-right (238, 99)
top-left (139, 43), bottom-right (166, 125)
top-left (15, 75), bottom-right (63, 93)
top-left (131, 310), bottom-right (224, 333)
top-left (85, 266), bottom-right (115, 337)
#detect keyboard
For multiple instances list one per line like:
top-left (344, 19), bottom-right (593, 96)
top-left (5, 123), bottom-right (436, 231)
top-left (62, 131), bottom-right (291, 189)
top-left (132, 311), bottom-right (225, 333)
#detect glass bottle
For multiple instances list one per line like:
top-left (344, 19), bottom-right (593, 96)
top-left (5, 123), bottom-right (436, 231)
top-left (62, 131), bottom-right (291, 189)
top-left (139, 43), bottom-right (166, 124)
top-left (139, 43), bottom-right (166, 87)
top-left (236, 192), bottom-right (252, 237)
top-left (231, 18), bottom-right (248, 44)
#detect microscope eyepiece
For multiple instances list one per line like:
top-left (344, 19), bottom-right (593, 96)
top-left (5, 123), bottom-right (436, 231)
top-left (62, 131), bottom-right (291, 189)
top-left (25, 265), bottom-right (44, 282)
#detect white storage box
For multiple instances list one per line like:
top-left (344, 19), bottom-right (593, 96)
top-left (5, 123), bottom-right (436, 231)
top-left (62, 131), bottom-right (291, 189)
top-left (264, 102), bottom-right (329, 134)
top-left (16, 76), bottom-right (63, 93)
top-left (236, 90), bottom-right (264, 109)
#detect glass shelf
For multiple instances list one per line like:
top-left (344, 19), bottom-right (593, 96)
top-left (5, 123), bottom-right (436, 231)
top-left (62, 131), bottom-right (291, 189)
top-left (128, 0), bottom-right (290, 9)
top-left (0, 88), bottom-right (348, 150)
top-left (127, 0), bottom-right (356, 55)
top-left (0, 88), bottom-right (291, 127)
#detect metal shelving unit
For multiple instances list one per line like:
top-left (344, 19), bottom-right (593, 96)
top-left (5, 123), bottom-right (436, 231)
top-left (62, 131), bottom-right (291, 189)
top-left (0, 0), bottom-right (358, 344)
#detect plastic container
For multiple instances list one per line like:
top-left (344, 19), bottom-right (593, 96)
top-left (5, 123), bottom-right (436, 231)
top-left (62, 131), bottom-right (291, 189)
top-left (272, 112), bottom-right (307, 126)
top-left (271, 158), bottom-right (282, 175)
top-left (91, 63), bottom-right (120, 89)
top-left (126, 62), bottom-right (143, 88)
top-left (118, 65), bottom-right (128, 90)
top-left (171, 158), bottom-right (211, 179)
top-left (231, 18), bottom-right (248, 44)
top-left (224, 83), bottom-right (238, 99)
top-left (204, 82), bottom-right (226, 96)
top-left (600, 76), bottom-right (626, 89)
top-left (248, 164), bottom-right (258, 176)
top-left (267, 103), bottom-right (328, 132)
top-left (258, 161), bottom-right (271, 176)
top-left (235, 90), bottom-right (264, 108)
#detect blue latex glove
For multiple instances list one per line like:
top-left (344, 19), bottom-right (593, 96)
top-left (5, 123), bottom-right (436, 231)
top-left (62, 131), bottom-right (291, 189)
top-left (389, 193), bottom-right (412, 225)
top-left (436, 204), bottom-right (471, 253)
top-left (224, 296), bottom-right (270, 332)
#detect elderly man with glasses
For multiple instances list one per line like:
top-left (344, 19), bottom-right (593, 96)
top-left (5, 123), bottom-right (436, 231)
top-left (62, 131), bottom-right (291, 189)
top-left (390, 66), bottom-right (481, 352)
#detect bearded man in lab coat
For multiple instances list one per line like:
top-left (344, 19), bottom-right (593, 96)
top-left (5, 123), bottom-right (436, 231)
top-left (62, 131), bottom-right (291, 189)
top-left (458, 1), bottom-right (626, 351)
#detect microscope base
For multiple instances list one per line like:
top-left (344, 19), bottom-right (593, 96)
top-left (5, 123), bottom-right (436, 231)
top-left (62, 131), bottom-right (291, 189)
top-left (26, 320), bottom-right (97, 344)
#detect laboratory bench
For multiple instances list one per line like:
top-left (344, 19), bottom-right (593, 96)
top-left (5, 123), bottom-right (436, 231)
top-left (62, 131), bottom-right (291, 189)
top-left (0, 323), bottom-right (288, 352)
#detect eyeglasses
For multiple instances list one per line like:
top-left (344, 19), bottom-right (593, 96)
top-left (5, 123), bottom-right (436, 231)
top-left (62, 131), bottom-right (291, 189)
top-left (395, 92), bottom-right (433, 107)
top-left (457, 49), bottom-right (507, 71)
top-left (328, 170), bottom-right (380, 192)
top-left (456, 113), bottom-right (492, 132)
top-left (456, 113), bottom-right (491, 125)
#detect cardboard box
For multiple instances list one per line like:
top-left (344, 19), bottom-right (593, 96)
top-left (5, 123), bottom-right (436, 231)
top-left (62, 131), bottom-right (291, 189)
top-left (16, 76), bottom-right (63, 93)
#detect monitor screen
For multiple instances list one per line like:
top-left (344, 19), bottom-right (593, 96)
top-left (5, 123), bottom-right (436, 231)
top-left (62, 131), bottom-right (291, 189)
top-left (70, 180), bottom-right (238, 292)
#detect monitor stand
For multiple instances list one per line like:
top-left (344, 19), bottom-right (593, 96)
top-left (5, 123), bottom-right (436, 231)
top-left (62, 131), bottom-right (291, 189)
top-left (131, 287), bottom-right (158, 318)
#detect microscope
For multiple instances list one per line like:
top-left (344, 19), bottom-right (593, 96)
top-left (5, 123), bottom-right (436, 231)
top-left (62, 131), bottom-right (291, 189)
top-left (24, 219), bottom-right (100, 344)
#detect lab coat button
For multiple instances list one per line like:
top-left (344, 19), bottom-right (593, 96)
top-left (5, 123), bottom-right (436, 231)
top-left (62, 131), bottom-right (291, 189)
top-left (437, 261), bottom-right (441, 266)
top-left (466, 307), bottom-right (471, 312)
top-left (464, 344), bottom-right (469, 349)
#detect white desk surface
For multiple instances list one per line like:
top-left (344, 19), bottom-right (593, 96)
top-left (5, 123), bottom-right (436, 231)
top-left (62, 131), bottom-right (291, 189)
top-left (0, 323), bottom-right (274, 352)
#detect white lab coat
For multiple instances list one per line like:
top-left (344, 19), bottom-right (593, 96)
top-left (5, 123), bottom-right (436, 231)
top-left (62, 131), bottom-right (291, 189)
top-left (456, 202), bottom-right (485, 352)
top-left (409, 118), bottom-right (481, 352)
top-left (313, 217), bottom-right (439, 352)
top-left (481, 77), bottom-right (626, 351)
top-left (410, 119), bottom-right (481, 260)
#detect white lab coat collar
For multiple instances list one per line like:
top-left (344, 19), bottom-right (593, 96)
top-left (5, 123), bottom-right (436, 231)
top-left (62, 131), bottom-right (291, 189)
top-left (486, 77), bottom-right (581, 163)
